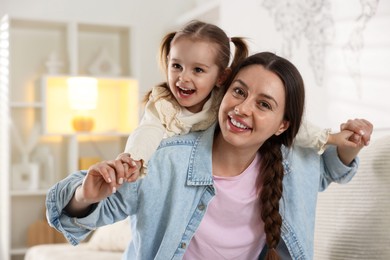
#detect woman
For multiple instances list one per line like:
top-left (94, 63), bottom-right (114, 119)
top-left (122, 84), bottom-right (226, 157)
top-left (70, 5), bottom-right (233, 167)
top-left (46, 52), bottom-right (372, 259)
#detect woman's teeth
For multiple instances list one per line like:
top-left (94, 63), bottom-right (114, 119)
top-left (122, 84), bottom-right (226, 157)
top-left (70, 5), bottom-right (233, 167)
top-left (230, 117), bottom-right (248, 129)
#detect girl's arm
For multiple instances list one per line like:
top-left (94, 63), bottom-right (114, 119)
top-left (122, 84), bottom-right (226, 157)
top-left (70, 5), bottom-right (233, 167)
top-left (124, 87), bottom-right (170, 178)
top-left (295, 119), bottom-right (372, 155)
top-left (124, 99), bottom-right (165, 163)
top-left (295, 120), bottom-right (331, 154)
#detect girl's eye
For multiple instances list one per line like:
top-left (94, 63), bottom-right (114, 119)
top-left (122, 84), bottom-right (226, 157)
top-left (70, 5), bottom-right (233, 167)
top-left (194, 67), bottom-right (204, 73)
top-left (172, 63), bottom-right (182, 69)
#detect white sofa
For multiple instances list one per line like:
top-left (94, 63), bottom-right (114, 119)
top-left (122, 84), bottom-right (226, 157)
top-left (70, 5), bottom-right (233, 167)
top-left (25, 218), bottom-right (131, 260)
top-left (314, 134), bottom-right (390, 259)
top-left (26, 135), bottom-right (390, 259)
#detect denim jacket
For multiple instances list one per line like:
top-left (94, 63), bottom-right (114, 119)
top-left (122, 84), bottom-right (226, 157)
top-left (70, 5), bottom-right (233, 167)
top-left (46, 124), bottom-right (358, 260)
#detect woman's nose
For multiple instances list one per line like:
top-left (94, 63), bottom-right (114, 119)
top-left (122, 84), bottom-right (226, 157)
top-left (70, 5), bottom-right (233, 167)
top-left (235, 100), bottom-right (252, 116)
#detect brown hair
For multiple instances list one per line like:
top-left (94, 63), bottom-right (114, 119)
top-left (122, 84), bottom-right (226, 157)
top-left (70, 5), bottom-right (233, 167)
top-left (224, 52), bottom-right (305, 259)
top-left (143, 20), bottom-right (248, 103)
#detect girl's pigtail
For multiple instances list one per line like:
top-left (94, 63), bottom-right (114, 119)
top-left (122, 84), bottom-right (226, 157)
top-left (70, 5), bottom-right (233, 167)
top-left (159, 32), bottom-right (176, 74)
top-left (141, 32), bottom-right (177, 104)
top-left (230, 37), bottom-right (249, 69)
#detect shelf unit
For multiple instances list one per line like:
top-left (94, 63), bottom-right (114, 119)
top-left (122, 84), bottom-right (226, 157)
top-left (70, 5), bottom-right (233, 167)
top-left (0, 15), bottom-right (138, 260)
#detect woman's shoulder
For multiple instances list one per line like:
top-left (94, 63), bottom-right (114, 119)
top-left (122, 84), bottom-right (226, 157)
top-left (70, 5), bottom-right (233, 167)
top-left (159, 131), bottom-right (203, 148)
top-left (158, 123), bottom-right (217, 149)
top-left (281, 145), bottom-right (320, 170)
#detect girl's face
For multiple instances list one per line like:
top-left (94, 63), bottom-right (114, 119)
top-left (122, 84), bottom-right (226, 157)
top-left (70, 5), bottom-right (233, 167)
top-left (167, 37), bottom-right (225, 113)
top-left (218, 64), bottom-right (290, 154)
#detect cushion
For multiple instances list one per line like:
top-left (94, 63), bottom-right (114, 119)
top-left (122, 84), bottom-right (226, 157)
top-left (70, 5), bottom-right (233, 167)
top-left (87, 217), bottom-right (132, 252)
top-left (314, 135), bottom-right (390, 259)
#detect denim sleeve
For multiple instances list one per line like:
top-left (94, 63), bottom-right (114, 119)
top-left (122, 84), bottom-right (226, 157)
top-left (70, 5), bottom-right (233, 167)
top-left (319, 145), bottom-right (360, 191)
top-left (46, 170), bottom-right (137, 245)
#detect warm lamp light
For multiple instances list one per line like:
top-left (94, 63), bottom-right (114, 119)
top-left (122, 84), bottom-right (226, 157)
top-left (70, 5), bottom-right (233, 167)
top-left (67, 77), bottom-right (98, 132)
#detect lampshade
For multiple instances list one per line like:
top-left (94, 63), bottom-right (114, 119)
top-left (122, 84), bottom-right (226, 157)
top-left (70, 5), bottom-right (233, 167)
top-left (67, 77), bottom-right (98, 110)
top-left (67, 77), bottom-right (98, 132)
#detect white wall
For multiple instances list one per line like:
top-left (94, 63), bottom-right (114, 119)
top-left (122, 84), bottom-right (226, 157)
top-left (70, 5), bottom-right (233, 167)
top-left (219, 0), bottom-right (390, 139)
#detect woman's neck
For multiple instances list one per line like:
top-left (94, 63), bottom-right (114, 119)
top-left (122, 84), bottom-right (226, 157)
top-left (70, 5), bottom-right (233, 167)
top-left (212, 132), bottom-right (258, 177)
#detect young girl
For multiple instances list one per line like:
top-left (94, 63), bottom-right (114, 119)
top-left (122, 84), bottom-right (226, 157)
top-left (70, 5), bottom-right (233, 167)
top-left (123, 20), bottom-right (248, 176)
top-left (123, 20), bottom-right (348, 179)
top-left (46, 52), bottom-right (373, 259)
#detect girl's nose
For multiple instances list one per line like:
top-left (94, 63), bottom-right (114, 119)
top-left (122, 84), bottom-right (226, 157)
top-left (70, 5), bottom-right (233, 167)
top-left (179, 69), bottom-right (190, 82)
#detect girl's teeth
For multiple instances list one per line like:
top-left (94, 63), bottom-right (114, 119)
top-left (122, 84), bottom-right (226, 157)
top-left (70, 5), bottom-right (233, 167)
top-left (178, 87), bottom-right (195, 95)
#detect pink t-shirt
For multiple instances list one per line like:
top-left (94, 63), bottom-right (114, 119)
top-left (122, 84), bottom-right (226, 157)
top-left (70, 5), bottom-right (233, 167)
top-left (183, 154), bottom-right (265, 260)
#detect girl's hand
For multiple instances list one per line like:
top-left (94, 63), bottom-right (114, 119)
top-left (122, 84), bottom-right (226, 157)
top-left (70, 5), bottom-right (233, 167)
top-left (328, 119), bottom-right (373, 148)
top-left (336, 119), bottom-right (373, 165)
top-left (328, 130), bottom-right (361, 149)
top-left (340, 118), bottom-right (373, 146)
top-left (116, 153), bottom-right (143, 182)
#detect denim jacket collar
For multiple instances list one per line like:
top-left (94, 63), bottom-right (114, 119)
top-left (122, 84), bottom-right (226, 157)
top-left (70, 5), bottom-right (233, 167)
top-left (186, 123), bottom-right (215, 186)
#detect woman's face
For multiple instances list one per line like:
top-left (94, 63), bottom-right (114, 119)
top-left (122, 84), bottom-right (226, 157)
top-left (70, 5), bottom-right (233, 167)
top-left (218, 64), bottom-right (289, 153)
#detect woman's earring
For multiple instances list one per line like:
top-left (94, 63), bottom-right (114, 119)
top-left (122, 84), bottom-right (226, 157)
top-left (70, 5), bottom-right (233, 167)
top-left (234, 107), bottom-right (240, 115)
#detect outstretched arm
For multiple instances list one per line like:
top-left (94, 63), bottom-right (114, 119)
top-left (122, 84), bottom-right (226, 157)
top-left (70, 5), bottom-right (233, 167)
top-left (64, 158), bottom-right (141, 217)
top-left (295, 119), bottom-right (373, 155)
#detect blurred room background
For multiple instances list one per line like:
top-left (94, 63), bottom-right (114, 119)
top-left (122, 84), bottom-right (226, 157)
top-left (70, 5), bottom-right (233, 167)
top-left (1, 0), bottom-right (389, 259)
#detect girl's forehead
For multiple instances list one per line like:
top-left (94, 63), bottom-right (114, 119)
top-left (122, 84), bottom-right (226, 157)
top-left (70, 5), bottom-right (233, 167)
top-left (169, 38), bottom-right (219, 62)
top-left (172, 36), bottom-right (213, 47)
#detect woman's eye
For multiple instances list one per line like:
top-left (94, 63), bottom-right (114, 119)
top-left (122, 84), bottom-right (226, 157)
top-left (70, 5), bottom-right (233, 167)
top-left (259, 101), bottom-right (272, 110)
top-left (233, 87), bottom-right (246, 97)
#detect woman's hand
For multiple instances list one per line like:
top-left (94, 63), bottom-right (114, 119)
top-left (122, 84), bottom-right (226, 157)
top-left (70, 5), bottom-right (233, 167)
top-left (340, 118), bottom-right (373, 146)
top-left (64, 156), bottom-right (141, 217)
top-left (328, 118), bottom-right (373, 148)
top-left (336, 118), bottom-right (373, 165)
top-left (82, 158), bottom-right (138, 203)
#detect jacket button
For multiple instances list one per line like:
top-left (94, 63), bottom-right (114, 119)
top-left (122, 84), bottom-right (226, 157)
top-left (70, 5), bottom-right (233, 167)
top-left (181, 242), bottom-right (187, 249)
top-left (197, 204), bottom-right (205, 211)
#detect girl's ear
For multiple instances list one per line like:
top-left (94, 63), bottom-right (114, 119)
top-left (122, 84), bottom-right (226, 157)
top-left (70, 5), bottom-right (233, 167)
top-left (217, 68), bottom-right (232, 87)
top-left (275, 120), bottom-right (290, 136)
